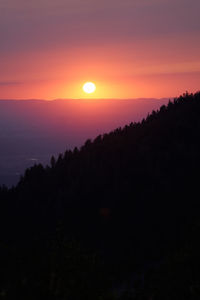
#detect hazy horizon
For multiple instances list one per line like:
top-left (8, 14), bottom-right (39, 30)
top-left (0, 97), bottom-right (169, 186)
top-left (0, 96), bottom-right (172, 101)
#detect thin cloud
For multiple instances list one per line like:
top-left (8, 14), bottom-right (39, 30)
top-left (0, 81), bottom-right (23, 86)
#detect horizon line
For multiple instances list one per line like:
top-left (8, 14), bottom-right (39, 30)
top-left (0, 97), bottom-right (174, 102)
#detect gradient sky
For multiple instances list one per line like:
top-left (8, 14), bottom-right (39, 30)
top-left (0, 0), bottom-right (200, 99)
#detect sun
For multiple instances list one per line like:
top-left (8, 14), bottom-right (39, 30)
top-left (83, 82), bottom-right (96, 94)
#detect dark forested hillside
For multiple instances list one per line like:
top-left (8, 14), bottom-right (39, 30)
top-left (0, 92), bottom-right (200, 299)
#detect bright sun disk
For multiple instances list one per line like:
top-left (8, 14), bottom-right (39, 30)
top-left (83, 82), bottom-right (96, 94)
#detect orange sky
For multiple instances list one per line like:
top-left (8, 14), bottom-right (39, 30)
top-left (0, 0), bottom-right (200, 99)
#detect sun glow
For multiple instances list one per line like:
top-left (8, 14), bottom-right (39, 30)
top-left (83, 82), bottom-right (96, 94)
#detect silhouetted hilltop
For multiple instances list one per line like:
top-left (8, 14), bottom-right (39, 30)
top-left (14, 92), bottom-right (200, 233)
top-left (0, 92), bottom-right (200, 299)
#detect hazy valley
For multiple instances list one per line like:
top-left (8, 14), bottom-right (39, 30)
top-left (0, 98), bottom-right (169, 186)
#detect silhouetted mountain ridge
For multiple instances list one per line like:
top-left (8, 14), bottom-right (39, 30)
top-left (0, 92), bottom-right (200, 299)
top-left (1, 92), bottom-right (200, 242)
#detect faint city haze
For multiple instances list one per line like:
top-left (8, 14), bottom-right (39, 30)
top-left (0, 98), bottom-right (169, 186)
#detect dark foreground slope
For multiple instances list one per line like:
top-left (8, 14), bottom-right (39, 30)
top-left (0, 92), bottom-right (200, 299)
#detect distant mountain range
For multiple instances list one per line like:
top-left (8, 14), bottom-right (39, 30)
top-left (0, 98), bottom-right (169, 186)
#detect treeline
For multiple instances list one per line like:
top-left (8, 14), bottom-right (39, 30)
top-left (0, 91), bottom-right (200, 299)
